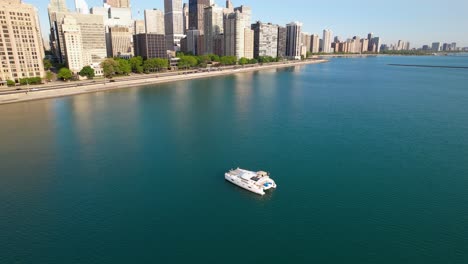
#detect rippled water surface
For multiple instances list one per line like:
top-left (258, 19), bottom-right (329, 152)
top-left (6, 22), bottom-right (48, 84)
top-left (1, 56), bottom-right (468, 263)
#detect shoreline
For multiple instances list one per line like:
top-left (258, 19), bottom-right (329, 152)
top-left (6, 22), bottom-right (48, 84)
top-left (0, 59), bottom-right (327, 105)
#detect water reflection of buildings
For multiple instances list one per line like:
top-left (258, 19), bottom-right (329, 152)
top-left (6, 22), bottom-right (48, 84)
top-left (233, 72), bottom-right (255, 119)
top-left (62, 90), bottom-right (143, 164)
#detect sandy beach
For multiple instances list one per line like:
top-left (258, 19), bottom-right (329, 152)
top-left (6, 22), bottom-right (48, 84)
top-left (0, 59), bottom-right (327, 105)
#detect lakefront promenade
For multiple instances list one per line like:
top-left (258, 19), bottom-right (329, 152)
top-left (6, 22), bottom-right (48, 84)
top-left (0, 59), bottom-right (327, 105)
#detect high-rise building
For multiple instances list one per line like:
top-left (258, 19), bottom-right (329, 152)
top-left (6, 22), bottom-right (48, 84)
top-left (244, 28), bottom-right (254, 59)
top-left (61, 16), bottom-right (85, 73)
top-left (134, 20), bottom-right (145, 34)
top-left (105, 7), bottom-right (133, 28)
top-left (322, 29), bottom-right (332, 53)
top-left (277, 26), bottom-right (287, 59)
top-left (188, 0), bottom-right (211, 33)
top-left (451, 42), bottom-right (457, 50)
top-left (91, 5), bottom-right (133, 58)
top-left (252, 22), bottom-right (278, 58)
top-left (285, 22), bottom-right (302, 59)
top-left (432, 42), bottom-right (441, 51)
top-left (133, 33), bottom-right (167, 59)
top-left (234, 5), bottom-right (251, 27)
top-left (224, 11), bottom-right (248, 59)
top-left (224, 6), bottom-right (253, 59)
top-left (442, 43), bottom-right (450, 51)
top-left (311, 34), bottom-right (319, 53)
top-left (213, 34), bottom-right (224, 56)
top-left (109, 26), bottom-right (133, 58)
top-left (49, 0), bottom-right (67, 13)
top-left (104, 0), bottom-right (129, 8)
top-left (75, 0), bottom-right (89, 14)
top-left (165, 0), bottom-right (185, 51)
top-left (372, 37), bottom-right (381, 52)
top-left (48, 0), bottom-right (68, 60)
top-left (360, 38), bottom-right (369, 53)
top-left (367, 33), bottom-right (373, 51)
top-left (302, 33), bottom-right (311, 55)
top-left (52, 12), bottom-right (107, 65)
top-left (225, 0), bottom-right (233, 12)
top-left (183, 3), bottom-right (189, 34)
top-left (144, 9), bottom-right (165, 34)
top-left (0, 0), bottom-right (45, 84)
top-left (185, 29), bottom-right (201, 55)
top-left (204, 5), bottom-right (224, 55)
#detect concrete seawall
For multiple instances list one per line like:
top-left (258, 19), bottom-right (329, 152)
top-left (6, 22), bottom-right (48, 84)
top-left (0, 59), bottom-right (327, 105)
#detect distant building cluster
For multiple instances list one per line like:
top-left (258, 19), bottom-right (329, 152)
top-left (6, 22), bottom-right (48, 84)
top-left (0, 0), bottom-right (465, 86)
top-left (423, 42), bottom-right (459, 52)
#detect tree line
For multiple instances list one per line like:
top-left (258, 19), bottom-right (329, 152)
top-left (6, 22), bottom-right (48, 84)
top-left (5, 54), bottom-right (283, 86)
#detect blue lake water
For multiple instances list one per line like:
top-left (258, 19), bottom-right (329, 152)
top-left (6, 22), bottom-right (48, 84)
top-left (1, 55), bottom-right (468, 263)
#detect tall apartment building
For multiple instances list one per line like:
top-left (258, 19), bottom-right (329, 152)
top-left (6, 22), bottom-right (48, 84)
top-left (133, 33), bottom-right (167, 59)
top-left (311, 34), bottom-right (319, 53)
top-left (367, 33), bottom-right (373, 51)
top-left (285, 22), bottom-right (302, 59)
top-left (144, 9), bottom-right (164, 34)
top-left (301, 33), bottom-right (311, 55)
top-left (183, 3), bottom-right (189, 34)
top-left (188, 0), bottom-right (211, 33)
top-left (165, 0), bottom-right (185, 51)
top-left (48, 0), bottom-right (68, 61)
top-left (431, 42), bottom-right (441, 51)
top-left (61, 16), bottom-right (84, 73)
top-left (51, 12), bottom-right (106, 65)
top-left (224, 11), bottom-right (243, 58)
top-left (367, 35), bottom-right (381, 53)
top-left (251, 22), bottom-right (278, 58)
top-left (277, 26), bottom-right (287, 58)
top-left (75, 0), bottom-right (89, 14)
top-left (184, 29), bottom-right (201, 55)
top-left (105, 0), bottom-right (129, 8)
top-left (109, 26), bottom-right (133, 58)
top-left (244, 28), bottom-right (254, 59)
top-left (134, 20), bottom-right (145, 34)
top-left (234, 5), bottom-right (251, 28)
top-left (0, 0), bottom-right (45, 84)
top-left (360, 38), bottom-right (369, 53)
top-left (322, 29), bottom-right (332, 53)
top-left (204, 5), bottom-right (224, 55)
top-left (224, 6), bottom-right (253, 59)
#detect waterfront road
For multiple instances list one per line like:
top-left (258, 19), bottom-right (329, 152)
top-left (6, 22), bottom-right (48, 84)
top-left (0, 61), bottom-right (310, 96)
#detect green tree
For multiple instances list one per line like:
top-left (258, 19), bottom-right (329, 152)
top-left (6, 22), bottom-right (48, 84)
top-left (6, 80), bottom-right (15, 86)
top-left (209, 54), bottom-right (221, 62)
top-left (197, 55), bottom-right (211, 65)
top-left (143, 58), bottom-right (168, 73)
top-left (129, 56), bottom-right (143, 73)
top-left (154, 58), bottom-right (168, 71)
top-left (238, 57), bottom-right (249, 65)
top-left (45, 71), bottom-right (54, 82)
top-left (43, 58), bottom-right (52, 70)
top-left (248, 58), bottom-right (258, 64)
top-left (178, 56), bottom-right (198, 69)
top-left (79, 66), bottom-right (95, 79)
top-left (57, 68), bottom-right (73, 81)
top-left (101, 58), bottom-right (119, 78)
top-left (220, 56), bottom-right (237, 66)
top-left (118, 59), bottom-right (131, 75)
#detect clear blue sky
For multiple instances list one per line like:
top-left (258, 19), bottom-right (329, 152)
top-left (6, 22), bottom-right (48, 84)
top-left (29, 0), bottom-right (468, 47)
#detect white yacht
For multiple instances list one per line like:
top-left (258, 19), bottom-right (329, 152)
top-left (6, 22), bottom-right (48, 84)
top-left (225, 168), bottom-right (277, 195)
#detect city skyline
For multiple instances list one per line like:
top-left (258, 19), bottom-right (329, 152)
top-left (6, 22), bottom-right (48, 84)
top-left (26, 0), bottom-right (468, 47)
